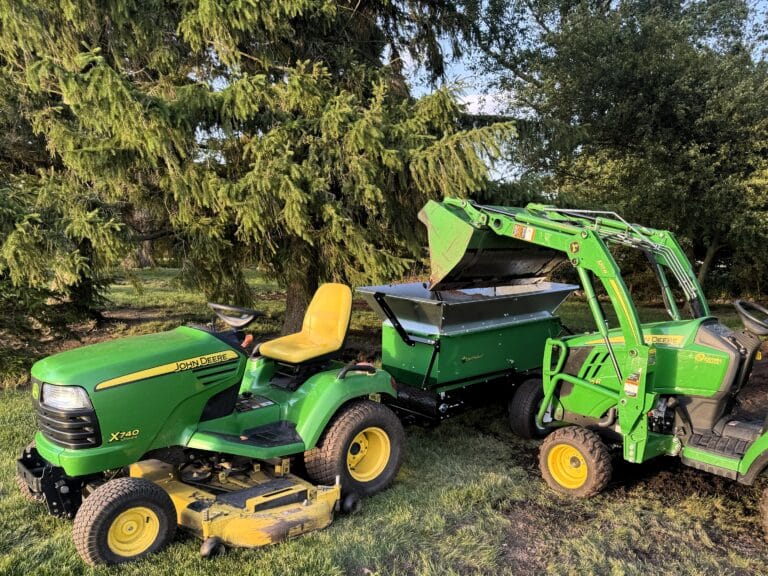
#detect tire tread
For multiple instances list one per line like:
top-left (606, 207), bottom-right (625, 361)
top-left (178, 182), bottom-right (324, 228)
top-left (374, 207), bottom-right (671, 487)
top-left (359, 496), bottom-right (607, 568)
top-left (304, 400), bottom-right (403, 495)
top-left (539, 425), bottom-right (612, 498)
top-left (73, 477), bottom-right (176, 566)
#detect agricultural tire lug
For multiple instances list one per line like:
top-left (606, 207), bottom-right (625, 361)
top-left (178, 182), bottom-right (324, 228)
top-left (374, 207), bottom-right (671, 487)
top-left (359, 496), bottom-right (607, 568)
top-left (539, 426), bottom-right (612, 498)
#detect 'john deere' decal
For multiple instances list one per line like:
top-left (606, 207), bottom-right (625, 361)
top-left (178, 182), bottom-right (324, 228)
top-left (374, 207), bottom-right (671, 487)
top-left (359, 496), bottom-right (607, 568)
top-left (95, 350), bottom-right (239, 391)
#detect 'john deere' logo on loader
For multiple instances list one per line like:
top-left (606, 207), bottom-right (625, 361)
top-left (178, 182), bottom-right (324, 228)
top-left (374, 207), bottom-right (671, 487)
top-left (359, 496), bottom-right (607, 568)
top-left (95, 350), bottom-right (240, 390)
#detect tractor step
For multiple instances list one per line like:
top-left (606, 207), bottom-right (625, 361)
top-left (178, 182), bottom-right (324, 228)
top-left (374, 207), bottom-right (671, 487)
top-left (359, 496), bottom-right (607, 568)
top-left (230, 421), bottom-right (304, 448)
top-left (686, 432), bottom-right (752, 458)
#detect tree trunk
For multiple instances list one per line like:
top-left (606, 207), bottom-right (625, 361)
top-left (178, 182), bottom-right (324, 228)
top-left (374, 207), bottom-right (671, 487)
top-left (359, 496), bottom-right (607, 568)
top-left (69, 238), bottom-right (105, 323)
top-left (282, 271), bottom-right (319, 335)
top-left (133, 240), bottom-right (155, 268)
top-left (697, 235), bottom-right (721, 289)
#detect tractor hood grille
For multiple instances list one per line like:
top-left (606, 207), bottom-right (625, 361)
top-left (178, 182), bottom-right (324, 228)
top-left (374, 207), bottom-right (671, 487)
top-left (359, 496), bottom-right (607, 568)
top-left (36, 401), bottom-right (101, 449)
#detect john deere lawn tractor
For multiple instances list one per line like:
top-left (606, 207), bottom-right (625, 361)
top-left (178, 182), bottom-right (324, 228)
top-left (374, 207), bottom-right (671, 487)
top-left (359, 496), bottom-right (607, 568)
top-left (17, 283), bottom-right (404, 565)
top-left (419, 198), bottom-right (768, 532)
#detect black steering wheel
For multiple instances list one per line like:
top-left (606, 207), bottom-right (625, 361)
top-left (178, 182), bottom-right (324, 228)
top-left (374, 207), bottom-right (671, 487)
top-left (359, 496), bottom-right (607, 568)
top-left (207, 302), bottom-right (263, 329)
top-left (733, 300), bottom-right (768, 336)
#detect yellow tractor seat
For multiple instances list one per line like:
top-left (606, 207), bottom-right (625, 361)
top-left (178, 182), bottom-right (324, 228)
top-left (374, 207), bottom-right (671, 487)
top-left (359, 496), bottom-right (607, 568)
top-left (259, 283), bottom-right (352, 364)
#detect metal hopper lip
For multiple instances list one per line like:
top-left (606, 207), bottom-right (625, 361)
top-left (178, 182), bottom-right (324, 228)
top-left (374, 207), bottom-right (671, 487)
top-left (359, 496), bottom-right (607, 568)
top-left (357, 280), bottom-right (578, 336)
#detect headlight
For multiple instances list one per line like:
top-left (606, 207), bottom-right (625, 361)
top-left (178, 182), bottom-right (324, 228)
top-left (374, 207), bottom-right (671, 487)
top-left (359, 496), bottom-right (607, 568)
top-left (41, 384), bottom-right (93, 411)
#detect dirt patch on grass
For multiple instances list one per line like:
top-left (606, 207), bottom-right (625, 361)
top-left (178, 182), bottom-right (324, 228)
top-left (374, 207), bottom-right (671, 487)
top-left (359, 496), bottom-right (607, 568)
top-left (499, 498), bottom-right (596, 572)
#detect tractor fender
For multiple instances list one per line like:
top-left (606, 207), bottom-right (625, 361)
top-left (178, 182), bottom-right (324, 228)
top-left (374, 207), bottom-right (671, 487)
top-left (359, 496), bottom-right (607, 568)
top-left (737, 432), bottom-right (768, 485)
top-left (287, 368), bottom-right (397, 450)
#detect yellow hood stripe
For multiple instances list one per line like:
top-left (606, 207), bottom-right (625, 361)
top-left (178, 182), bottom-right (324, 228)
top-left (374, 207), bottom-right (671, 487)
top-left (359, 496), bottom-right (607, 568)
top-left (95, 350), bottom-right (240, 391)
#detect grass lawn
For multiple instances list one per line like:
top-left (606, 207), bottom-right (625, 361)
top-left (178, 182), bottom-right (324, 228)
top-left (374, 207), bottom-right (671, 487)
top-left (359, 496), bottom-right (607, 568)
top-left (1, 269), bottom-right (767, 575)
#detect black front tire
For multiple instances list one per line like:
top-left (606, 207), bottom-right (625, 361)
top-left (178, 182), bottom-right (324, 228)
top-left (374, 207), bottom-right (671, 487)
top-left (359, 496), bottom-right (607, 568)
top-left (73, 477), bottom-right (176, 566)
top-left (508, 378), bottom-right (550, 439)
top-left (304, 400), bottom-right (404, 497)
top-left (539, 426), bottom-right (612, 498)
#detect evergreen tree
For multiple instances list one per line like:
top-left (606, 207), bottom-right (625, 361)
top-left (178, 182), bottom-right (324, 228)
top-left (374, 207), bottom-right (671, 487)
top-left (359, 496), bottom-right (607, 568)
top-left (0, 1), bottom-right (511, 332)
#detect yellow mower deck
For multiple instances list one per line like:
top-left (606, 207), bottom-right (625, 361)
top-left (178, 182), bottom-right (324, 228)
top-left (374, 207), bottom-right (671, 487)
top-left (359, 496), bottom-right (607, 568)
top-left (129, 460), bottom-right (340, 549)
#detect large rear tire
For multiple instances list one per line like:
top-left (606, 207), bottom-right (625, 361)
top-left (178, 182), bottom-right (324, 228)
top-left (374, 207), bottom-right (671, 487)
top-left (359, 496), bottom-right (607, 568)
top-left (508, 378), bottom-right (550, 439)
top-left (73, 477), bottom-right (176, 566)
top-left (304, 400), bottom-right (404, 496)
top-left (539, 426), bottom-right (611, 498)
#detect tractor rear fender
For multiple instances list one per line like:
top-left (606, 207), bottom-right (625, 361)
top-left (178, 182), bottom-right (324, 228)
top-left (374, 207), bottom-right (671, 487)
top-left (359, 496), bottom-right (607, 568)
top-left (287, 368), bottom-right (397, 450)
top-left (737, 431), bottom-right (768, 485)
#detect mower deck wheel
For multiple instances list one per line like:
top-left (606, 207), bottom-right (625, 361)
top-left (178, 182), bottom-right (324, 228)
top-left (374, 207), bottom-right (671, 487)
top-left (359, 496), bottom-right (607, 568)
top-left (304, 399), bottom-right (404, 496)
top-left (73, 477), bottom-right (176, 566)
top-left (200, 536), bottom-right (226, 559)
top-left (508, 378), bottom-right (550, 439)
top-left (539, 426), bottom-right (611, 498)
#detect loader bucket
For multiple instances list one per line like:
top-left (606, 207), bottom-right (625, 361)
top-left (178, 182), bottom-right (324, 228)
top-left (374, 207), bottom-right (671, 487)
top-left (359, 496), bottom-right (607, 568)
top-left (418, 200), bottom-right (563, 291)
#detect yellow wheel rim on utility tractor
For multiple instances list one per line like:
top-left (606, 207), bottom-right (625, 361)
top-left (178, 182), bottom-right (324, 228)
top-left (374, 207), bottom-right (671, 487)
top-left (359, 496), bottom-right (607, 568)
top-left (107, 506), bottom-right (160, 557)
top-left (547, 444), bottom-right (588, 489)
top-left (347, 427), bottom-right (391, 482)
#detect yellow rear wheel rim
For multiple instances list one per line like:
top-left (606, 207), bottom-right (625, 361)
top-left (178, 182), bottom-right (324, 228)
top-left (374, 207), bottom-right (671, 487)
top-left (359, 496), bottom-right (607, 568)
top-left (107, 506), bottom-right (160, 557)
top-left (347, 427), bottom-right (391, 482)
top-left (548, 444), bottom-right (588, 489)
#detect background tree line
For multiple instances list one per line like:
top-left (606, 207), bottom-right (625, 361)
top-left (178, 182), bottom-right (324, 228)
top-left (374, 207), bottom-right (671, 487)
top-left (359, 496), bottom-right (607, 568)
top-left (0, 0), bottom-right (766, 340)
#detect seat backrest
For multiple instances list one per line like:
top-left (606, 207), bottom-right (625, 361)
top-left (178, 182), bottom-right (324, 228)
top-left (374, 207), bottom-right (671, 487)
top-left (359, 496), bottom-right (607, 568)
top-left (302, 283), bottom-right (352, 346)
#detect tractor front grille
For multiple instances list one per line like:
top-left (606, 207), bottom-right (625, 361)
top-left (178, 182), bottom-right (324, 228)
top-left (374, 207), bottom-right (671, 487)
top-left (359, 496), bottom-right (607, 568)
top-left (37, 402), bottom-right (101, 449)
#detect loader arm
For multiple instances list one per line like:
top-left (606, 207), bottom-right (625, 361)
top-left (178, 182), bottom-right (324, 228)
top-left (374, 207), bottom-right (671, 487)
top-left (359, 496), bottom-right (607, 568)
top-left (418, 198), bottom-right (710, 454)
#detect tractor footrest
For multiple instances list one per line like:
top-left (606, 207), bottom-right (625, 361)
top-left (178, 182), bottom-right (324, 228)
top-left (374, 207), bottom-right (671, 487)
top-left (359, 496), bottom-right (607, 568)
top-left (215, 477), bottom-right (298, 509)
top-left (230, 421), bottom-right (303, 448)
top-left (687, 433), bottom-right (751, 457)
top-left (719, 419), bottom-right (763, 442)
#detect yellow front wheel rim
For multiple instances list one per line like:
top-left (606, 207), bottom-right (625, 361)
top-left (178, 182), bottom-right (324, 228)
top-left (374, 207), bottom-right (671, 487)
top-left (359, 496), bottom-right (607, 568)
top-left (107, 506), bottom-right (160, 557)
top-left (347, 427), bottom-right (391, 482)
top-left (547, 444), bottom-right (588, 489)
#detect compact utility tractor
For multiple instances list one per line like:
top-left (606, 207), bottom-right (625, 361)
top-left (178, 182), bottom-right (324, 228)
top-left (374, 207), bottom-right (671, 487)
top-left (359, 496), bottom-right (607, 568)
top-left (419, 198), bottom-right (768, 530)
top-left (17, 283), bottom-right (405, 565)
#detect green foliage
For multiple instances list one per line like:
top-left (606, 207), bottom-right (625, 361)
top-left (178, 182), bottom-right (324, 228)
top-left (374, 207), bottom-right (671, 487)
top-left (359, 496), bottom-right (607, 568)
top-left (474, 0), bottom-right (768, 295)
top-left (0, 0), bottom-right (512, 335)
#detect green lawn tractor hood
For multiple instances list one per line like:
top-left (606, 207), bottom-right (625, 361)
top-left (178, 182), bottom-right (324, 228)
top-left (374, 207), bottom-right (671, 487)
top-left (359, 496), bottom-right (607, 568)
top-left (31, 326), bottom-right (246, 475)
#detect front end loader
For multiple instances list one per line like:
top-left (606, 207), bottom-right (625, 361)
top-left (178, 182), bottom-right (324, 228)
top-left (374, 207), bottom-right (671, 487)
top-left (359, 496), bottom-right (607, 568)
top-left (419, 198), bottom-right (768, 533)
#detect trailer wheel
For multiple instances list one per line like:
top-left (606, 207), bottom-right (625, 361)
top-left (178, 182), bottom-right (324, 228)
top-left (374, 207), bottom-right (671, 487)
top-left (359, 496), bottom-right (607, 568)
top-left (304, 400), bottom-right (404, 496)
top-left (16, 442), bottom-right (45, 503)
top-left (73, 477), bottom-right (176, 566)
top-left (539, 426), bottom-right (611, 498)
top-left (508, 378), bottom-right (551, 439)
